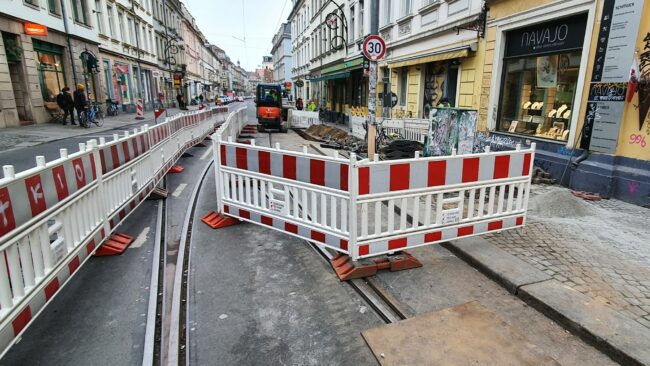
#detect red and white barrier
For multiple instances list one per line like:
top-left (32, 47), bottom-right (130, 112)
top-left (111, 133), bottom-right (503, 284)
top-left (213, 113), bottom-right (535, 261)
top-left (135, 98), bottom-right (144, 120)
top-left (0, 106), bottom-right (228, 358)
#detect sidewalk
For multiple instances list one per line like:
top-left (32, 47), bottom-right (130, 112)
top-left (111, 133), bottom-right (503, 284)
top-left (0, 107), bottom-right (190, 153)
top-left (446, 183), bottom-right (650, 364)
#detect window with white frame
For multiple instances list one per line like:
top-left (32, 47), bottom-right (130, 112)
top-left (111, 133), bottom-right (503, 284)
top-left (359, 1), bottom-right (364, 38)
top-left (72, 0), bottom-right (89, 25)
top-left (95, 0), bottom-right (104, 34)
top-left (400, 0), bottom-right (411, 17)
top-left (349, 5), bottom-right (355, 43)
top-left (107, 6), bottom-right (115, 37)
top-left (118, 11), bottom-right (125, 42)
top-left (381, 0), bottom-right (391, 26)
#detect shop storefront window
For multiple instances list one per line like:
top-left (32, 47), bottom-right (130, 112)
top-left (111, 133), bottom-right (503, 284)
top-left (497, 13), bottom-right (587, 142)
top-left (114, 63), bottom-right (132, 104)
top-left (498, 51), bottom-right (581, 141)
top-left (36, 51), bottom-right (66, 103)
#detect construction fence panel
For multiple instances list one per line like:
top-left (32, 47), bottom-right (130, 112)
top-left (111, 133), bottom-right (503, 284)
top-left (0, 106), bottom-right (228, 358)
top-left (288, 110), bottom-right (320, 129)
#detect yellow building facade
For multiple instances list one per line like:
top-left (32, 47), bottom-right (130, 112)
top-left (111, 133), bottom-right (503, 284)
top-left (472, 0), bottom-right (649, 205)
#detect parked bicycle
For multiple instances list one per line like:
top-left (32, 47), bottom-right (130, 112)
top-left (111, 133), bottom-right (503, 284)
top-left (79, 102), bottom-right (105, 127)
top-left (106, 98), bottom-right (120, 116)
top-left (363, 119), bottom-right (402, 152)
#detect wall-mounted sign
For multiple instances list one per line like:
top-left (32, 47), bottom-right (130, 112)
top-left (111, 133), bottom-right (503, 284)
top-left (295, 80), bottom-right (304, 87)
top-left (24, 23), bottom-right (48, 37)
top-left (591, 0), bottom-right (644, 82)
top-left (504, 14), bottom-right (587, 58)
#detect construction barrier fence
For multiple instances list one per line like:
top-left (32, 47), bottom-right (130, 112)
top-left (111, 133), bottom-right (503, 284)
top-left (0, 106), bottom-right (229, 358)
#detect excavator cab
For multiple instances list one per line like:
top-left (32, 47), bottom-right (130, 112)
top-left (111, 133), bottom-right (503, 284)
top-left (255, 83), bottom-right (287, 132)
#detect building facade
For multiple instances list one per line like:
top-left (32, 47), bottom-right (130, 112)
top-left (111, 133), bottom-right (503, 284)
top-left (475, 0), bottom-right (649, 206)
top-left (271, 22), bottom-right (293, 97)
top-left (1, 0), bottom-right (103, 126)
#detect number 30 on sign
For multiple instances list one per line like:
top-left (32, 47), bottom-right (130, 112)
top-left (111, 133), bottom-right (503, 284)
top-left (363, 35), bottom-right (386, 61)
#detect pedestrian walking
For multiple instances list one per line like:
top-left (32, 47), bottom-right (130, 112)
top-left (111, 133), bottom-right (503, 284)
top-left (74, 84), bottom-right (88, 127)
top-left (307, 100), bottom-right (317, 111)
top-left (296, 98), bottom-right (304, 110)
top-left (56, 87), bottom-right (76, 125)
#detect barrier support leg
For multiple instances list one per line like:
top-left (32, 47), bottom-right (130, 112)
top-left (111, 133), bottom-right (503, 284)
top-left (330, 251), bottom-right (422, 281)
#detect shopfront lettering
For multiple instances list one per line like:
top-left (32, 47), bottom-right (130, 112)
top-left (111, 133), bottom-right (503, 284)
top-left (520, 24), bottom-right (568, 48)
top-left (588, 82), bottom-right (627, 102)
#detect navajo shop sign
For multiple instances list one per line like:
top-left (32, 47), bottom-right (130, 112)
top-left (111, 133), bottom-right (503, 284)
top-left (505, 14), bottom-right (588, 58)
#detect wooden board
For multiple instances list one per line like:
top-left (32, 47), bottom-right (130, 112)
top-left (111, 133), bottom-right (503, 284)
top-left (361, 301), bottom-right (560, 366)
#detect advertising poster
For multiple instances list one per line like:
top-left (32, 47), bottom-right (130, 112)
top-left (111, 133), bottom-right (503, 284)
top-left (536, 55), bottom-right (558, 88)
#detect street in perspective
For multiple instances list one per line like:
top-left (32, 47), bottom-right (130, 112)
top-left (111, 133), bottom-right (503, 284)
top-left (0, 0), bottom-right (649, 365)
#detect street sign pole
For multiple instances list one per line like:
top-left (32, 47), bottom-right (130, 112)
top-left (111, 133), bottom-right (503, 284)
top-left (367, 60), bottom-right (377, 160)
top-left (366, 0), bottom-right (381, 160)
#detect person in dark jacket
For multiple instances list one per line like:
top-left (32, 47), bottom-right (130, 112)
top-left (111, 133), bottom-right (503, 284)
top-left (56, 87), bottom-right (76, 125)
top-left (296, 98), bottom-right (304, 110)
top-left (74, 84), bottom-right (88, 127)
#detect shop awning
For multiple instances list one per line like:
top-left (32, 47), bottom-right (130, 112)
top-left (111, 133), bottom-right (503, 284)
top-left (387, 46), bottom-right (471, 68)
top-left (309, 71), bottom-right (350, 82)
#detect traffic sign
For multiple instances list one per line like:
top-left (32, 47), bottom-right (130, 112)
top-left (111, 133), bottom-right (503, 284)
top-left (362, 35), bottom-right (386, 61)
top-left (391, 92), bottom-right (398, 107)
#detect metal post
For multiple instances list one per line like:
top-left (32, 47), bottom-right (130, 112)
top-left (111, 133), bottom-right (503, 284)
top-left (367, 0), bottom-right (379, 160)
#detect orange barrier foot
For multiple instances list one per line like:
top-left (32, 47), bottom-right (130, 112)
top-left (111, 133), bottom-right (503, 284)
top-left (330, 251), bottom-right (422, 281)
top-left (94, 233), bottom-right (135, 256)
top-left (201, 211), bottom-right (240, 229)
top-left (169, 165), bottom-right (184, 173)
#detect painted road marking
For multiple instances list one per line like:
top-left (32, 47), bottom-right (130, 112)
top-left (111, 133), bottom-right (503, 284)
top-left (200, 148), bottom-right (212, 160)
top-left (172, 183), bottom-right (187, 198)
top-left (130, 226), bottom-right (150, 248)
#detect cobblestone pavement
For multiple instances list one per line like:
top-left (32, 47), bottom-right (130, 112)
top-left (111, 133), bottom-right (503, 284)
top-left (485, 184), bottom-right (650, 329)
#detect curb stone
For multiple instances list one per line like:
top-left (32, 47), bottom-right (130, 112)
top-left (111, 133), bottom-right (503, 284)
top-left (444, 237), bottom-right (650, 366)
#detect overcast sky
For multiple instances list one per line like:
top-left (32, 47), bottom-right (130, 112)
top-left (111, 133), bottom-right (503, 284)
top-left (183, 0), bottom-right (293, 72)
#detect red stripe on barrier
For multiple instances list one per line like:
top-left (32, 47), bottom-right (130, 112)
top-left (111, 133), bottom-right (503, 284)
top-left (462, 158), bottom-right (480, 183)
top-left (236, 147), bottom-right (248, 169)
top-left (283, 155), bottom-right (296, 180)
top-left (340, 239), bottom-right (348, 251)
top-left (119, 209), bottom-right (126, 220)
top-left (259, 151), bottom-right (271, 174)
top-left (52, 165), bottom-right (69, 201)
top-left (493, 155), bottom-right (510, 179)
top-left (388, 237), bottom-right (407, 250)
top-left (122, 141), bottom-right (131, 163)
top-left (86, 239), bottom-right (96, 255)
top-left (0, 187), bottom-right (17, 236)
top-left (358, 167), bottom-right (369, 195)
top-left (72, 158), bottom-right (87, 189)
top-left (12, 307), bottom-right (31, 335)
top-left (310, 159), bottom-right (325, 186)
top-left (488, 220), bottom-right (503, 231)
top-left (428, 160), bottom-right (446, 186)
top-left (424, 231), bottom-right (442, 242)
top-left (68, 256), bottom-right (80, 274)
top-left (285, 222), bottom-right (298, 233)
top-left (261, 215), bottom-right (273, 226)
top-left (359, 245), bottom-right (369, 256)
top-left (390, 163), bottom-right (410, 191)
top-left (311, 230), bottom-right (326, 243)
top-left (220, 145), bottom-right (227, 165)
top-left (89, 155), bottom-right (97, 180)
top-left (25, 174), bottom-right (47, 217)
top-left (522, 153), bottom-right (531, 176)
top-left (44, 278), bottom-right (60, 301)
top-left (340, 164), bottom-right (348, 191)
top-left (516, 216), bottom-right (524, 225)
top-left (457, 225), bottom-right (474, 237)
top-left (110, 145), bottom-right (120, 169)
top-left (99, 149), bottom-right (108, 174)
top-left (223, 205), bottom-right (230, 213)
top-left (239, 209), bottom-right (250, 219)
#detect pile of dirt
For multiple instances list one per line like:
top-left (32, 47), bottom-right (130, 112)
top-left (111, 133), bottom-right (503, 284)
top-left (306, 124), bottom-right (360, 147)
top-left (528, 190), bottom-right (597, 218)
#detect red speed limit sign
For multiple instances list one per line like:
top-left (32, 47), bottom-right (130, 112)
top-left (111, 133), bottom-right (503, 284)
top-left (362, 35), bottom-right (386, 61)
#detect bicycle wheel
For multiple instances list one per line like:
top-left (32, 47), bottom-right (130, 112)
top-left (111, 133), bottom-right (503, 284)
top-left (80, 112), bottom-right (90, 128)
top-left (94, 112), bottom-right (104, 127)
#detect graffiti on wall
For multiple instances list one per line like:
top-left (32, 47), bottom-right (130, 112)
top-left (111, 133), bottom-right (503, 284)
top-left (424, 108), bottom-right (478, 156)
top-left (422, 63), bottom-right (446, 118)
top-left (473, 132), bottom-right (518, 152)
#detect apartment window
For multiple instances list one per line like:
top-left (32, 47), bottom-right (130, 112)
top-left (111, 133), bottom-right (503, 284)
top-left (24, 0), bottom-right (38, 6)
top-left (106, 6), bottom-right (115, 37)
top-left (148, 31), bottom-right (153, 54)
top-left (359, 3), bottom-right (364, 38)
top-left (118, 11), bottom-right (125, 42)
top-left (128, 17), bottom-right (134, 44)
top-left (95, 0), bottom-right (104, 34)
top-left (72, 0), bottom-right (89, 24)
top-left (381, 0), bottom-right (391, 25)
top-left (399, 68), bottom-right (407, 106)
top-left (400, 0), bottom-right (411, 17)
top-left (349, 6), bottom-right (355, 42)
top-left (48, 0), bottom-right (60, 15)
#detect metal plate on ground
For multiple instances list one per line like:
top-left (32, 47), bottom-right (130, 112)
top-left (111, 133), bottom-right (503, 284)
top-left (361, 301), bottom-right (559, 366)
